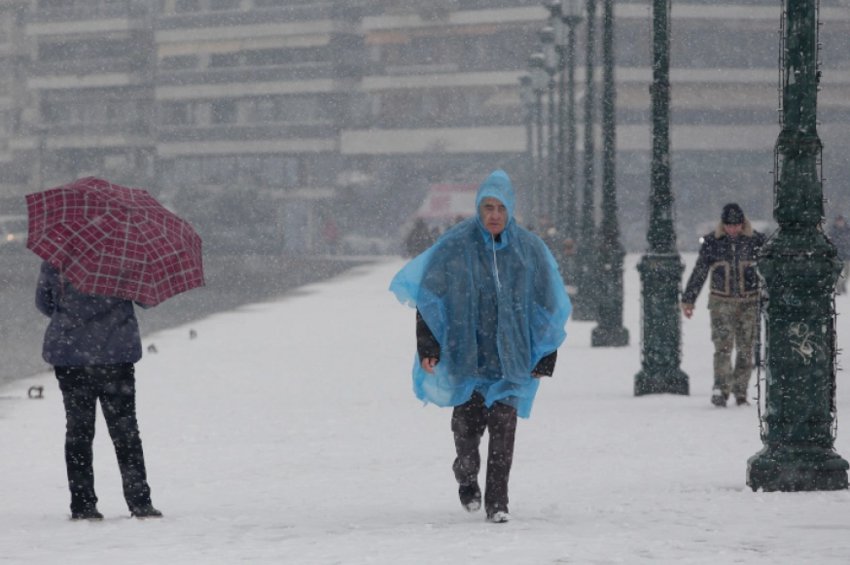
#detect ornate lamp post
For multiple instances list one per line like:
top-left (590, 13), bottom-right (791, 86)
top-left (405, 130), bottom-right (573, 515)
top-left (590, 0), bottom-right (628, 347)
top-left (633, 0), bottom-right (687, 391)
top-left (746, 0), bottom-right (848, 491)
top-left (564, 0), bottom-right (594, 320)
top-left (574, 0), bottom-right (599, 321)
top-left (545, 1), bottom-right (567, 231)
top-left (540, 26), bottom-right (558, 222)
top-left (519, 74), bottom-right (536, 221)
top-left (529, 52), bottom-right (548, 224)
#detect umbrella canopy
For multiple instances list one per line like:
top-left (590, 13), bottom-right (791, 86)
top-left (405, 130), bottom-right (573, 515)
top-left (26, 177), bottom-right (204, 306)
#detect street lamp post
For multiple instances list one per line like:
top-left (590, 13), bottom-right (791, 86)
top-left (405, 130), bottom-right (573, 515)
top-left (561, 0), bottom-right (591, 320)
top-left (591, 0), bottom-right (628, 347)
top-left (529, 52), bottom-right (548, 224)
top-left (574, 0), bottom-right (599, 321)
top-left (545, 1), bottom-right (567, 233)
top-left (540, 26), bottom-right (558, 222)
top-left (746, 0), bottom-right (848, 491)
top-left (633, 0), bottom-right (688, 391)
top-left (519, 75), bottom-right (536, 222)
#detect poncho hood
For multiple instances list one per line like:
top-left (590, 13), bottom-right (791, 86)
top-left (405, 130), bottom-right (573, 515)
top-left (390, 170), bottom-right (571, 418)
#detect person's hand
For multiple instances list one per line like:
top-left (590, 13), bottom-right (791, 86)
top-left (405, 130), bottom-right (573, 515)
top-left (531, 373), bottom-right (542, 379)
top-left (681, 303), bottom-right (694, 319)
top-left (421, 357), bottom-right (439, 374)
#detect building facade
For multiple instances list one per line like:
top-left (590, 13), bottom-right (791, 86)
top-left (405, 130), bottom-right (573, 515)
top-left (3, 0), bottom-right (850, 252)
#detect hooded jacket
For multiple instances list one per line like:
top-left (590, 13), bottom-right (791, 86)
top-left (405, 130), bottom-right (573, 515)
top-left (682, 218), bottom-right (767, 306)
top-left (389, 170), bottom-right (571, 418)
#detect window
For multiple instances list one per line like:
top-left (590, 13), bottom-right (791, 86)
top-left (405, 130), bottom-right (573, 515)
top-left (160, 102), bottom-right (192, 125)
top-left (211, 100), bottom-right (237, 124)
top-left (175, 0), bottom-right (199, 13)
top-left (210, 53), bottom-right (241, 67)
top-left (210, 0), bottom-right (240, 9)
top-left (161, 55), bottom-right (197, 70)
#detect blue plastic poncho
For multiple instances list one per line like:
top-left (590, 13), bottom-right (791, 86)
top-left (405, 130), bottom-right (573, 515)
top-left (389, 170), bottom-right (571, 418)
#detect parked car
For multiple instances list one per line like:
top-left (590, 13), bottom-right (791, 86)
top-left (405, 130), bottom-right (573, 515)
top-left (0, 214), bottom-right (27, 250)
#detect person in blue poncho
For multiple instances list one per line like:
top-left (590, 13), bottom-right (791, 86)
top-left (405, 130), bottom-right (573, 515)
top-left (390, 169), bottom-right (571, 523)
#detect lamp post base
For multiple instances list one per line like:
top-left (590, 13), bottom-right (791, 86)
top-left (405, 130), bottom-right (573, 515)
top-left (634, 367), bottom-right (688, 396)
top-left (747, 445), bottom-right (849, 492)
top-left (591, 325), bottom-right (629, 347)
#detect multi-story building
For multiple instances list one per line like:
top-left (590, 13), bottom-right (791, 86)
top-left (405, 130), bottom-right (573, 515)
top-left (20, 0), bottom-right (156, 193)
top-left (153, 0), bottom-right (366, 253)
top-left (3, 1), bottom-right (850, 253)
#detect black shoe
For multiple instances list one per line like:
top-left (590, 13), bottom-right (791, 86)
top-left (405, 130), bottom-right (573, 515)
top-left (735, 396), bottom-right (751, 406)
top-left (71, 507), bottom-right (104, 521)
top-left (458, 482), bottom-right (481, 512)
top-left (130, 504), bottom-right (163, 519)
top-left (711, 388), bottom-right (728, 408)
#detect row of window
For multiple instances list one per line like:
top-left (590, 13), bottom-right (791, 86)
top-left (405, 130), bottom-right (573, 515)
top-left (159, 96), bottom-right (330, 127)
top-left (41, 99), bottom-right (147, 126)
top-left (160, 154), bottom-right (301, 188)
top-left (165, 0), bottom-right (317, 14)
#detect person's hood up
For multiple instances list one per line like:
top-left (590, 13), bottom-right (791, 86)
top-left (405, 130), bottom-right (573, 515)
top-left (475, 170), bottom-right (516, 234)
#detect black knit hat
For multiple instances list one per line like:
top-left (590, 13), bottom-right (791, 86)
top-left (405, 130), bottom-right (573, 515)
top-left (721, 203), bottom-right (744, 225)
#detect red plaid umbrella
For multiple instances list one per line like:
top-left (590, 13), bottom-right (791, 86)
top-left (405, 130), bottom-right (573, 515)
top-left (26, 177), bottom-right (204, 306)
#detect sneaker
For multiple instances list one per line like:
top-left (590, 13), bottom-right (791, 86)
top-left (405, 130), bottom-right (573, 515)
top-left (459, 482), bottom-right (481, 512)
top-left (130, 505), bottom-right (163, 519)
top-left (71, 507), bottom-right (104, 521)
top-left (711, 388), bottom-right (728, 408)
top-left (735, 396), bottom-right (751, 406)
top-left (486, 510), bottom-right (511, 523)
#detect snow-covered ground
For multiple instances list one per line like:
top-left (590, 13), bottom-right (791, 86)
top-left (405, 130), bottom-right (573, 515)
top-left (3, 253), bottom-right (850, 564)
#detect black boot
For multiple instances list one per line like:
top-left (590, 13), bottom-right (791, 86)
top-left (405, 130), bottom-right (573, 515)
top-left (130, 504), bottom-right (163, 519)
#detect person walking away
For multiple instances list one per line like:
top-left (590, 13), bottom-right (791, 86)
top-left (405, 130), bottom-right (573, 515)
top-left (681, 203), bottom-right (766, 407)
top-left (36, 261), bottom-right (162, 520)
top-left (828, 214), bottom-right (850, 294)
top-left (389, 170), bottom-right (571, 523)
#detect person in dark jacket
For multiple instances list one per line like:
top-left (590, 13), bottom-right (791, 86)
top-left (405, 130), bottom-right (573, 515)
top-left (36, 261), bottom-right (162, 520)
top-left (828, 214), bottom-right (850, 294)
top-left (681, 203), bottom-right (767, 407)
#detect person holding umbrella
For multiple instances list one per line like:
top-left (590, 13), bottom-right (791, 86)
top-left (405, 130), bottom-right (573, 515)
top-left (36, 262), bottom-right (162, 520)
top-left (27, 177), bottom-right (205, 520)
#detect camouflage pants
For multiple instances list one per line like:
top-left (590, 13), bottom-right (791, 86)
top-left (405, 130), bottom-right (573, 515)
top-left (709, 298), bottom-right (759, 399)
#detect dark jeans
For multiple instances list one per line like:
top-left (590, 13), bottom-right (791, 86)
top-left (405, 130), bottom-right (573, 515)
top-left (451, 392), bottom-right (517, 514)
top-left (55, 363), bottom-right (153, 513)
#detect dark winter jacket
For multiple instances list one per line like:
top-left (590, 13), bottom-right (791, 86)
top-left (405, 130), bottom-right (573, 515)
top-left (35, 261), bottom-right (143, 366)
top-left (682, 219), bottom-right (767, 306)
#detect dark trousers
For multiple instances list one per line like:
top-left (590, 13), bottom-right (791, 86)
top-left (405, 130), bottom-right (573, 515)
top-left (451, 392), bottom-right (517, 514)
top-left (55, 363), bottom-right (153, 513)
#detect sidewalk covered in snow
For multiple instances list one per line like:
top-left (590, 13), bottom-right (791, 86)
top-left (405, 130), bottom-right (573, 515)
top-left (2, 255), bottom-right (850, 564)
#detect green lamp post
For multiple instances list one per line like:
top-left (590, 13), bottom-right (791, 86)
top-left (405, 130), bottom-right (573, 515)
top-left (519, 74), bottom-right (536, 222)
top-left (529, 52), bottom-right (548, 224)
top-left (746, 0), bottom-right (848, 491)
top-left (633, 0), bottom-right (688, 393)
top-left (590, 0), bottom-right (628, 347)
top-left (539, 26), bottom-right (558, 219)
top-left (572, 0), bottom-right (598, 322)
